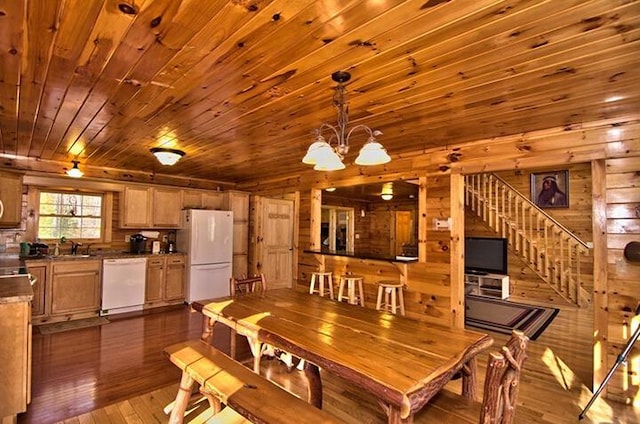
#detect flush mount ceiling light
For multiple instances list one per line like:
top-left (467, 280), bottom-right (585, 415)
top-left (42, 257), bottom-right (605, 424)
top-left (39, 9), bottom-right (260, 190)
top-left (302, 71), bottom-right (391, 171)
top-left (66, 161), bottom-right (83, 178)
top-left (151, 147), bottom-right (185, 166)
top-left (381, 182), bottom-right (393, 201)
top-left (325, 187), bottom-right (337, 192)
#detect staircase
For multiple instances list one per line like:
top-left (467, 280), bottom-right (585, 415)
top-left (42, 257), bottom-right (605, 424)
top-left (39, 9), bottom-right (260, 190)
top-left (465, 173), bottom-right (591, 306)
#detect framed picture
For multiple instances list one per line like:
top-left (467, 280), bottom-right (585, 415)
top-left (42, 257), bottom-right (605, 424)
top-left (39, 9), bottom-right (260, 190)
top-left (531, 170), bottom-right (569, 208)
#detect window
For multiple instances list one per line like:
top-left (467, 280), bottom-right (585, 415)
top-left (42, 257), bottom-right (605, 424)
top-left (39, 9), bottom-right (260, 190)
top-left (38, 191), bottom-right (103, 240)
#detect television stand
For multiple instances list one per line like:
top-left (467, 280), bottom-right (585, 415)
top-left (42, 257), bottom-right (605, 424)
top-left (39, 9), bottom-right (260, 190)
top-left (465, 273), bottom-right (509, 299)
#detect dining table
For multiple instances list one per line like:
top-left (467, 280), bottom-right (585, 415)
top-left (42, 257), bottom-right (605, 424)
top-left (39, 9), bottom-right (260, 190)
top-left (192, 288), bottom-right (493, 424)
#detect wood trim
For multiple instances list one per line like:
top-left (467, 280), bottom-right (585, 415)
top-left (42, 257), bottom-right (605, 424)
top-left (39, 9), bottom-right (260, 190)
top-left (591, 159), bottom-right (608, 393)
top-left (450, 172), bottom-right (465, 329)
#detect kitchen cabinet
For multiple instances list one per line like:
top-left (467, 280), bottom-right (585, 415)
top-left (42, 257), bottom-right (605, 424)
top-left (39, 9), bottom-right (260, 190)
top-left (182, 190), bottom-right (224, 210)
top-left (50, 260), bottom-right (101, 316)
top-left (25, 260), bottom-right (48, 318)
top-left (152, 187), bottom-right (182, 227)
top-left (224, 191), bottom-right (249, 277)
top-left (0, 278), bottom-right (32, 421)
top-left (120, 186), bottom-right (151, 228)
top-left (120, 186), bottom-right (182, 228)
top-left (0, 170), bottom-right (23, 227)
top-left (145, 254), bottom-right (185, 307)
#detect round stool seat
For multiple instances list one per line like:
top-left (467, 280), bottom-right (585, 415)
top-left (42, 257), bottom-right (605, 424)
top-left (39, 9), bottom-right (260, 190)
top-left (309, 271), bottom-right (334, 299)
top-left (376, 280), bottom-right (405, 316)
top-left (337, 274), bottom-right (365, 307)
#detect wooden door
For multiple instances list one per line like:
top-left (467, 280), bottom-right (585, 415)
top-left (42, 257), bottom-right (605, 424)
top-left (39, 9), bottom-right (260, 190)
top-left (395, 211), bottom-right (413, 255)
top-left (259, 198), bottom-right (294, 289)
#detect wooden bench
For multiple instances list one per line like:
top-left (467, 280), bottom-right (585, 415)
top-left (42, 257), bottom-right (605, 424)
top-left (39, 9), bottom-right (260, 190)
top-left (164, 339), bottom-right (343, 424)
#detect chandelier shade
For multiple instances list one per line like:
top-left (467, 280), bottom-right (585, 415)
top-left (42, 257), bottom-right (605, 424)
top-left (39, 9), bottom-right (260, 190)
top-left (66, 161), bottom-right (84, 178)
top-left (355, 138), bottom-right (391, 166)
top-left (303, 71), bottom-right (390, 171)
top-left (151, 147), bottom-right (185, 165)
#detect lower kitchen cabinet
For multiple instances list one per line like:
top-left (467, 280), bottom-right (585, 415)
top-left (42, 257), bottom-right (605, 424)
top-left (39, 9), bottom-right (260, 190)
top-left (50, 261), bottom-right (101, 317)
top-left (145, 254), bottom-right (185, 307)
top-left (0, 293), bottom-right (31, 421)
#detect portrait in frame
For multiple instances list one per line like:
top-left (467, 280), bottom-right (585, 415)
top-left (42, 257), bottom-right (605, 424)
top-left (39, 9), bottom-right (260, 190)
top-left (531, 170), bottom-right (569, 208)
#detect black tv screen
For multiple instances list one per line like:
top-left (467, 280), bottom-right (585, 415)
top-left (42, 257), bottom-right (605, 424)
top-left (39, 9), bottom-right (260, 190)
top-left (464, 237), bottom-right (508, 275)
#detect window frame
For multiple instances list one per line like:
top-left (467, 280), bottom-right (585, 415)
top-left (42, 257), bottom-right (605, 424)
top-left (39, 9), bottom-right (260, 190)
top-left (35, 188), bottom-right (109, 243)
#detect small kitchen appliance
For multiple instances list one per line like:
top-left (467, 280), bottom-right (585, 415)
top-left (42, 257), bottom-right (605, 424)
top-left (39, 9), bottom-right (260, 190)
top-left (129, 233), bottom-right (147, 254)
top-left (166, 230), bottom-right (177, 253)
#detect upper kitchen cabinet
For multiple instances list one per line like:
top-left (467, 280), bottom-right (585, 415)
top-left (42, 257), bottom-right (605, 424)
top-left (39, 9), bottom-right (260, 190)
top-left (182, 190), bottom-right (224, 210)
top-left (0, 171), bottom-right (23, 228)
top-left (120, 186), bottom-right (182, 228)
top-left (152, 188), bottom-right (182, 227)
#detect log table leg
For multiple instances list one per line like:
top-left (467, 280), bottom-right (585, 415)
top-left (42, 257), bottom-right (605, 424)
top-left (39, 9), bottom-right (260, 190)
top-left (461, 356), bottom-right (478, 400)
top-left (304, 362), bottom-right (323, 409)
top-left (200, 315), bottom-right (213, 342)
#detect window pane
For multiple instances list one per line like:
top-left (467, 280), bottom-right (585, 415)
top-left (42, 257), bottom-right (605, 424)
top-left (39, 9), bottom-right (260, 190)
top-left (38, 191), bottom-right (103, 241)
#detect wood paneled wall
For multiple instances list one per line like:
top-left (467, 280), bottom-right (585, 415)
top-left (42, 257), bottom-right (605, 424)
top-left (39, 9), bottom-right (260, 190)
top-left (240, 115), bottom-right (640, 402)
top-left (602, 157), bottom-right (640, 403)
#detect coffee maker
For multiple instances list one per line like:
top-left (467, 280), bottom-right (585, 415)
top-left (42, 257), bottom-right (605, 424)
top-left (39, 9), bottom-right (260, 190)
top-left (130, 234), bottom-right (147, 254)
top-left (166, 230), bottom-right (177, 253)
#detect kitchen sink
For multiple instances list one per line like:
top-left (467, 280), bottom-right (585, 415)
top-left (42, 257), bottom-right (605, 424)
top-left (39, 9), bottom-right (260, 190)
top-left (58, 254), bottom-right (93, 258)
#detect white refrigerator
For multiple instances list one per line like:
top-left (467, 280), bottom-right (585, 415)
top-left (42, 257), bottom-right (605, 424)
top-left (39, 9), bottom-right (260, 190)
top-left (177, 209), bottom-right (234, 303)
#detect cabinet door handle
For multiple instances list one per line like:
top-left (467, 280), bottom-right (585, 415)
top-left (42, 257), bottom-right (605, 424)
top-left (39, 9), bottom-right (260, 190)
top-left (0, 200), bottom-right (4, 219)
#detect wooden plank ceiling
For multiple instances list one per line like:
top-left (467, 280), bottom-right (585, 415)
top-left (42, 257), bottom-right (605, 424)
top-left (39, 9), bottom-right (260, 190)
top-left (0, 0), bottom-right (638, 185)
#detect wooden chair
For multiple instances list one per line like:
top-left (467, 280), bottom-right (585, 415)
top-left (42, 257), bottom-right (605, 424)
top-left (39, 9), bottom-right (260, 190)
top-left (230, 273), bottom-right (267, 295)
top-left (419, 330), bottom-right (530, 423)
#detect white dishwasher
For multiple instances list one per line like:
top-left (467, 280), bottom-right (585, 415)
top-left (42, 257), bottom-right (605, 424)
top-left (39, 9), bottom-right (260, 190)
top-left (101, 257), bottom-right (147, 316)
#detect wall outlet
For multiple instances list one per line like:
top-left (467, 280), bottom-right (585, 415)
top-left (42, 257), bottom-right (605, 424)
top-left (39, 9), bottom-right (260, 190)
top-left (125, 235), bottom-right (130, 242)
top-left (433, 217), bottom-right (451, 230)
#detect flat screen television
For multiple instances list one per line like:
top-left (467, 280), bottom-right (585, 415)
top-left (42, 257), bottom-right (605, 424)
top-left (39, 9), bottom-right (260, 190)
top-left (464, 237), bottom-right (508, 275)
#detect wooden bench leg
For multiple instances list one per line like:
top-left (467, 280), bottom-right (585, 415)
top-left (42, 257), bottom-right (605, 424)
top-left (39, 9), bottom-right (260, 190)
top-left (168, 371), bottom-right (196, 424)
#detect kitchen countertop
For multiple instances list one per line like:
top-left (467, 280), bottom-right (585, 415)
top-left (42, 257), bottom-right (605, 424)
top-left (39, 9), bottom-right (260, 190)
top-left (304, 249), bottom-right (419, 262)
top-left (0, 274), bottom-right (33, 304)
top-left (21, 251), bottom-right (185, 261)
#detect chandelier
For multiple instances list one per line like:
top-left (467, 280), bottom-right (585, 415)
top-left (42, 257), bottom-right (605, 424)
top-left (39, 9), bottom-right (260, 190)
top-left (302, 71), bottom-right (390, 171)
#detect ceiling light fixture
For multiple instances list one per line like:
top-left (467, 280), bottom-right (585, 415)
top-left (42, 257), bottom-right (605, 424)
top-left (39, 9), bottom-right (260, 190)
top-left (151, 147), bottom-right (185, 166)
top-left (66, 161), bottom-right (84, 178)
top-left (302, 71), bottom-right (390, 171)
top-left (381, 182), bottom-right (393, 201)
top-left (325, 187), bottom-right (337, 192)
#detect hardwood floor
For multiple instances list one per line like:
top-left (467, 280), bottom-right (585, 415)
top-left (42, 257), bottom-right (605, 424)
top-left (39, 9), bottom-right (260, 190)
top-left (19, 299), bottom-right (639, 424)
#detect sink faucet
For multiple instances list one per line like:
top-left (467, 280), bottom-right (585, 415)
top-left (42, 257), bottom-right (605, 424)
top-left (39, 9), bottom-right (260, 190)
top-left (85, 243), bottom-right (94, 255)
top-left (70, 241), bottom-right (82, 255)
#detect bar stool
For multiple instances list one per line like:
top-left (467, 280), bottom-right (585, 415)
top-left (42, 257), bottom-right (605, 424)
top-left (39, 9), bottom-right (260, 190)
top-left (375, 280), bottom-right (405, 316)
top-left (337, 274), bottom-right (365, 306)
top-left (309, 271), bottom-right (334, 299)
